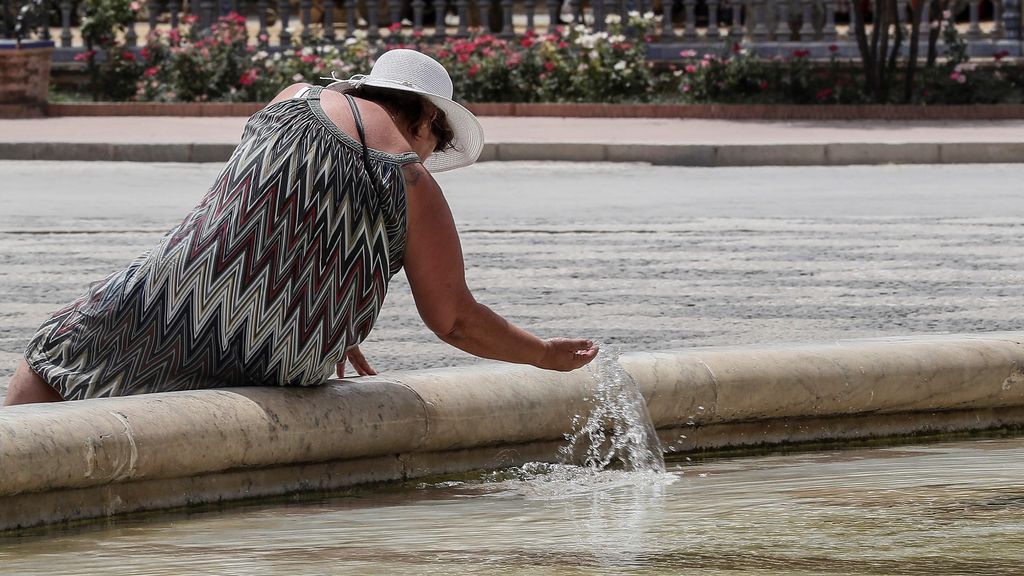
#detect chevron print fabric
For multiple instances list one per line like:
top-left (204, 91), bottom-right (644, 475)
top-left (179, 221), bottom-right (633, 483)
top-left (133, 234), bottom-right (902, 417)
top-left (25, 87), bottom-right (418, 400)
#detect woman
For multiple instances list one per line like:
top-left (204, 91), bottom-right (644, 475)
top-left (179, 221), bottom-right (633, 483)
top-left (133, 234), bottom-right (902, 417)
top-left (4, 49), bottom-right (598, 407)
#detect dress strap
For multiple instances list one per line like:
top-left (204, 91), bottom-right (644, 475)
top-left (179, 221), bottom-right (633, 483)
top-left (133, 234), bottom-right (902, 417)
top-left (293, 85), bottom-right (323, 100)
top-left (344, 94), bottom-right (383, 199)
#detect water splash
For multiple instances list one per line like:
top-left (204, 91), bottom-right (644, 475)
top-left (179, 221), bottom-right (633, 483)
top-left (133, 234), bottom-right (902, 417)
top-left (559, 344), bottom-right (666, 473)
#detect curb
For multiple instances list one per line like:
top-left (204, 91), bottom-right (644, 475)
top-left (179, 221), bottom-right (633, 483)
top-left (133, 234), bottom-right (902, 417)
top-left (3, 141), bottom-right (1022, 165)
top-left (2, 332), bottom-right (1023, 531)
top-left (43, 102), bottom-right (1024, 120)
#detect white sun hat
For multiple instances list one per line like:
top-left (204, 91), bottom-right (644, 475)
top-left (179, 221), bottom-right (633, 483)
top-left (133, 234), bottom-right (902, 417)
top-left (323, 48), bottom-right (485, 173)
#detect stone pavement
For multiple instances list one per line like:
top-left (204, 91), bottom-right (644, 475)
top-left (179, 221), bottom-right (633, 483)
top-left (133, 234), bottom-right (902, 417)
top-left (2, 116), bottom-right (1024, 164)
top-left (3, 161), bottom-right (1024, 402)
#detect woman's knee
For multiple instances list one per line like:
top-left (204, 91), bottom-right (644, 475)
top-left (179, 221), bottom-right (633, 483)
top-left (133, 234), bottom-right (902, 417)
top-left (4, 360), bottom-right (64, 407)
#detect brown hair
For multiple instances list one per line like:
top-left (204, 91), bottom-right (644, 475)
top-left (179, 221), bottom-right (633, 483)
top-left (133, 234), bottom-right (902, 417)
top-left (351, 85), bottom-right (456, 153)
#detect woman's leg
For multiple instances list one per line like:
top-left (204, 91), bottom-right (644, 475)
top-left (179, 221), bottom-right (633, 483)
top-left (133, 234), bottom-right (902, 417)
top-left (4, 360), bottom-right (64, 406)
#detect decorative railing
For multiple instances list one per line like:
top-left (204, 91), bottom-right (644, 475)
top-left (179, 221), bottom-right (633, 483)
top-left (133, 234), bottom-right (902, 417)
top-left (2, 0), bottom-right (1021, 59)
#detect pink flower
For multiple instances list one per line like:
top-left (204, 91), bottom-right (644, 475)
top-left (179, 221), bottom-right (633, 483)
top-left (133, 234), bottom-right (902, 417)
top-left (682, 84), bottom-right (691, 93)
top-left (828, 44), bottom-right (839, 53)
top-left (388, 22), bottom-right (402, 32)
top-left (684, 64), bottom-right (696, 74)
top-left (73, 49), bottom-right (96, 62)
top-left (143, 66), bottom-right (159, 77)
top-left (679, 49), bottom-right (697, 58)
top-left (468, 64), bottom-right (480, 77)
top-left (520, 36), bottom-right (534, 48)
top-left (544, 61), bottom-right (555, 72)
top-left (129, 1), bottom-right (140, 10)
top-left (239, 69), bottom-right (258, 86)
top-left (437, 48), bottom-right (450, 59)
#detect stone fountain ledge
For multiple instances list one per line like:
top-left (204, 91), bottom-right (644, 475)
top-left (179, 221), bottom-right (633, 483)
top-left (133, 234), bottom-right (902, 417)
top-left (2, 331), bottom-right (1024, 532)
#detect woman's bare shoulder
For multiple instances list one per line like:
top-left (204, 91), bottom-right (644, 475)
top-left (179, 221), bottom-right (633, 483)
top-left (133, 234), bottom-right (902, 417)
top-left (267, 82), bottom-right (311, 106)
top-left (319, 90), bottom-right (414, 155)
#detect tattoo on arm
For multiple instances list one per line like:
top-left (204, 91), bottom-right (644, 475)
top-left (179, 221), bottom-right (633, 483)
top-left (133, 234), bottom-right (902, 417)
top-left (404, 164), bottom-right (425, 186)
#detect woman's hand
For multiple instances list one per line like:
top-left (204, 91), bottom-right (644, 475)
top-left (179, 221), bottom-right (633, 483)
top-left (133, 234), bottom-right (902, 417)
top-left (536, 339), bottom-right (600, 372)
top-left (336, 345), bottom-right (377, 378)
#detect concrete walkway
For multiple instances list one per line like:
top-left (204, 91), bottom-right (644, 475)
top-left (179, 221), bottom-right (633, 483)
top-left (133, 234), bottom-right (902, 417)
top-left (2, 116), bottom-right (1023, 165)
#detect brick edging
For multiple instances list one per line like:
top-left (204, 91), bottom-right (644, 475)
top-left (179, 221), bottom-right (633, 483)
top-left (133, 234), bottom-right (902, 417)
top-left (43, 101), bottom-right (1024, 120)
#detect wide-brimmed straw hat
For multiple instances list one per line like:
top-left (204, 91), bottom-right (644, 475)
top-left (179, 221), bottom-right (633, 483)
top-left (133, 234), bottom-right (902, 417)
top-left (324, 49), bottom-right (484, 173)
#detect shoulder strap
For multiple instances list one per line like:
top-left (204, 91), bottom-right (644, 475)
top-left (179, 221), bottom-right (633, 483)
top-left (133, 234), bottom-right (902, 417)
top-left (344, 94), bottom-right (384, 198)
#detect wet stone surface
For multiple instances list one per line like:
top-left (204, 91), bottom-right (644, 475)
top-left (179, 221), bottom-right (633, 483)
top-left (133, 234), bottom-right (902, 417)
top-left (2, 161), bottom-right (1023, 399)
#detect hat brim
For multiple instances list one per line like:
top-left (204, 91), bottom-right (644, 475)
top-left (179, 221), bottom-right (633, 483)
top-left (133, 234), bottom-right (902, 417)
top-left (325, 79), bottom-right (484, 173)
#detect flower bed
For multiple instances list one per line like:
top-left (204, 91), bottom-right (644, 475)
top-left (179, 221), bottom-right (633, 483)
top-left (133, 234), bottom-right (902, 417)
top-left (66, 3), bottom-right (1024, 106)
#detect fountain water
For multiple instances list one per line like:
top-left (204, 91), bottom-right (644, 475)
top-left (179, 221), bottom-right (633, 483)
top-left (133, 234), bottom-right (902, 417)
top-left (560, 344), bottom-right (665, 473)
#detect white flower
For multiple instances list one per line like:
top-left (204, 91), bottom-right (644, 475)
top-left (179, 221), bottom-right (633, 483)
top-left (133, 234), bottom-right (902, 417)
top-left (643, 11), bottom-right (655, 20)
top-left (344, 37), bottom-right (359, 46)
top-left (292, 73), bottom-right (304, 82)
top-left (627, 10), bottom-right (640, 18)
top-left (943, 9), bottom-right (952, 18)
top-left (301, 47), bottom-right (314, 56)
top-left (610, 34), bottom-right (626, 44)
top-left (354, 29), bottom-right (367, 40)
top-left (273, 52), bottom-right (282, 61)
top-left (930, 20), bottom-right (939, 29)
top-left (605, 13), bottom-right (621, 24)
top-left (614, 60), bottom-right (626, 70)
top-left (589, 49), bottom-right (599, 60)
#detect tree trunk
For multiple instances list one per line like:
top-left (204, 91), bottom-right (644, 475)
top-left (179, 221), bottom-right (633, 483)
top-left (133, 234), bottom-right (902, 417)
top-left (926, 0), bottom-right (943, 66)
top-left (853, 0), bottom-right (877, 97)
top-left (877, 0), bottom-right (892, 101)
top-left (905, 0), bottom-right (923, 101)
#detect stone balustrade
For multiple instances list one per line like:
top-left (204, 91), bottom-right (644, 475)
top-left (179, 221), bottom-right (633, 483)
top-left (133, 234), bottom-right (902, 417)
top-left (1, 0), bottom-right (1020, 60)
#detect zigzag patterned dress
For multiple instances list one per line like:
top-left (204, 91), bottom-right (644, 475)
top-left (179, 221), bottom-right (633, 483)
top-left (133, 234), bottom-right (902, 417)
top-left (25, 86), bottom-right (419, 399)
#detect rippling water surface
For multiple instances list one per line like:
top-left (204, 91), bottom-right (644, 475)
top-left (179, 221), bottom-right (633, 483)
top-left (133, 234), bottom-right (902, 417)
top-left (3, 436), bottom-right (1024, 575)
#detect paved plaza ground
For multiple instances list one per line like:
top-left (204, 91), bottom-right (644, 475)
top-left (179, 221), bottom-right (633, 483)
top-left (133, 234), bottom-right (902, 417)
top-left (2, 160), bottom-right (1023, 401)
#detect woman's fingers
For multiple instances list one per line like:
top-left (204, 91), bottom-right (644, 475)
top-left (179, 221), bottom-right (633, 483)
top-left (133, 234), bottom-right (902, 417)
top-left (542, 338), bottom-right (600, 371)
top-left (336, 358), bottom-right (346, 378)
top-left (346, 345), bottom-right (378, 376)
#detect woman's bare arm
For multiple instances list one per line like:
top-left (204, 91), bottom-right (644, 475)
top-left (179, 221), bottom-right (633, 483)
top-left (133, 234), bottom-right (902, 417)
top-left (402, 163), bottom-right (598, 372)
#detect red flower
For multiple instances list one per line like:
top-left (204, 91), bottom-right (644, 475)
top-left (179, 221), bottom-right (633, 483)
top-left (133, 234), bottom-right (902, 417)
top-left (732, 42), bottom-right (742, 53)
top-left (520, 36), bottom-right (534, 48)
top-left (793, 49), bottom-right (811, 58)
top-left (468, 64), bottom-right (481, 77)
top-left (457, 53), bottom-right (469, 63)
top-left (828, 44), bottom-right (839, 53)
top-left (239, 69), bottom-right (258, 86)
top-left (758, 80), bottom-right (769, 90)
top-left (73, 49), bottom-right (97, 62)
top-left (815, 87), bottom-right (834, 101)
top-left (544, 61), bottom-right (555, 72)
top-left (558, 41), bottom-right (568, 49)
top-left (143, 66), bottom-right (159, 77)
top-left (437, 48), bottom-right (450, 59)
top-left (121, 51), bottom-right (135, 61)
top-left (994, 50), bottom-right (1010, 61)
top-left (388, 22), bottom-right (402, 32)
